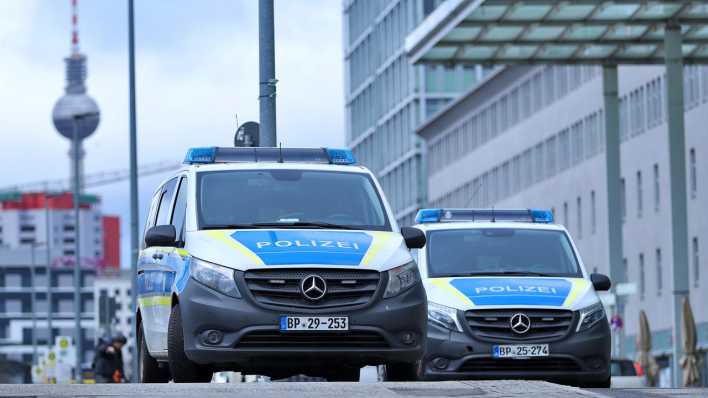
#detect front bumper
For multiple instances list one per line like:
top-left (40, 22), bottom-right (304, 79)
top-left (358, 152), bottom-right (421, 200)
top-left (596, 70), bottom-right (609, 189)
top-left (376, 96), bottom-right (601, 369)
top-left (178, 274), bottom-right (426, 375)
top-left (422, 314), bottom-right (611, 384)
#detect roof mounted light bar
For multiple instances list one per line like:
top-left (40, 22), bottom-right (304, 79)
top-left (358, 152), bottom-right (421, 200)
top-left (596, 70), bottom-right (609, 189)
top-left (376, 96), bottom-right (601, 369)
top-left (183, 147), bottom-right (357, 165)
top-left (415, 208), bottom-right (554, 224)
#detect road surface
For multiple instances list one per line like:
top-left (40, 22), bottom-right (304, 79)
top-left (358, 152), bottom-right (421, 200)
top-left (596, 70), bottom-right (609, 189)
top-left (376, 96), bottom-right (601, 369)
top-left (0, 381), bottom-right (706, 398)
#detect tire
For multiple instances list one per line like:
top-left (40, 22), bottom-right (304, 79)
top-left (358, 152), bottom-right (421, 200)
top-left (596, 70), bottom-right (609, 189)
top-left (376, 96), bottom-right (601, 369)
top-left (581, 376), bottom-right (611, 388)
top-left (167, 303), bottom-right (213, 383)
top-left (326, 368), bottom-right (360, 382)
top-left (138, 321), bottom-right (170, 383)
top-left (383, 361), bottom-right (422, 381)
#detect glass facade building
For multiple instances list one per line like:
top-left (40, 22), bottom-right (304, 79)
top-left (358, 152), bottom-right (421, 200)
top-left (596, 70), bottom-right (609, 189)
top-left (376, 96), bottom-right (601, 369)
top-left (343, 0), bottom-right (483, 225)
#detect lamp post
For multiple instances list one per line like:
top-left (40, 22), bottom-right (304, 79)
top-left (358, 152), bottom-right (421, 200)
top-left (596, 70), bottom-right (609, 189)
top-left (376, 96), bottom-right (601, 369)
top-left (71, 112), bottom-right (97, 383)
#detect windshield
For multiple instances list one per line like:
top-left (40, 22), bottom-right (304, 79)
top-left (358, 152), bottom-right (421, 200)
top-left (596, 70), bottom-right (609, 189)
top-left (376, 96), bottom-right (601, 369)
top-left (197, 169), bottom-right (391, 231)
top-left (426, 228), bottom-right (582, 278)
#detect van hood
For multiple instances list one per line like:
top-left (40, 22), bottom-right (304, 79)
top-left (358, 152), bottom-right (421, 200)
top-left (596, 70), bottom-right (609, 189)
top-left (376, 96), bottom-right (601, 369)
top-left (425, 276), bottom-right (598, 311)
top-left (185, 229), bottom-right (412, 271)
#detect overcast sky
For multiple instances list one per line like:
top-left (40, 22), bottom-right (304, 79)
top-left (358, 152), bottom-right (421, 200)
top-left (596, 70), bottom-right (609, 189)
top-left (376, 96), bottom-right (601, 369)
top-left (0, 1), bottom-right (344, 267)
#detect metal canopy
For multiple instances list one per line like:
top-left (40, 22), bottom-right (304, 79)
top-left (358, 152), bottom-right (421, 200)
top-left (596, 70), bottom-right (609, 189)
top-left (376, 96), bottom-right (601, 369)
top-left (406, 0), bottom-right (708, 64)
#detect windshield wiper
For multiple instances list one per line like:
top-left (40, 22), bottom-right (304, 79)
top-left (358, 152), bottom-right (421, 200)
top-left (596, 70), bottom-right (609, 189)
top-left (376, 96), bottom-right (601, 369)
top-left (433, 271), bottom-right (557, 278)
top-left (200, 224), bottom-right (268, 230)
top-left (251, 221), bottom-right (354, 230)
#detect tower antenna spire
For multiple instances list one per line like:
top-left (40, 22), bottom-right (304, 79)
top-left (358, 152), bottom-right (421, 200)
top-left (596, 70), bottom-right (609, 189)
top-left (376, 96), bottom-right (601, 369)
top-left (71, 0), bottom-right (79, 55)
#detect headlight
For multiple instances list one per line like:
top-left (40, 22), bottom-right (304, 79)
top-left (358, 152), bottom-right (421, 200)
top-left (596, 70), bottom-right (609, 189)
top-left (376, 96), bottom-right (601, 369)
top-left (190, 258), bottom-right (241, 298)
top-left (576, 302), bottom-right (606, 332)
top-left (428, 302), bottom-right (463, 332)
top-left (383, 261), bottom-right (420, 298)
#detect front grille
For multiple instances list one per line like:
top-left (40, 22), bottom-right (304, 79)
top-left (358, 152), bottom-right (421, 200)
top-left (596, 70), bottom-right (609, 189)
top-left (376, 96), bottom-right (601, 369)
top-left (236, 330), bottom-right (388, 349)
top-left (243, 269), bottom-right (381, 309)
top-left (465, 309), bottom-right (574, 342)
top-left (458, 357), bottom-right (581, 372)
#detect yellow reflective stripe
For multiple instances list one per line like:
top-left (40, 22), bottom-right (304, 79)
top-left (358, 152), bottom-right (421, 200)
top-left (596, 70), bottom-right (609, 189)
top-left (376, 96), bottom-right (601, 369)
top-left (360, 232), bottom-right (393, 266)
top-left (176, 248), bottom-right (189, 257)
top-left (138, 296), bottom-right (171, 308)
top-left (430, 278), bottom-right (474, 306)
top-left (563, 278), bottom-right (590, 307)
top-left (206, 230), bottom-right (264, 266)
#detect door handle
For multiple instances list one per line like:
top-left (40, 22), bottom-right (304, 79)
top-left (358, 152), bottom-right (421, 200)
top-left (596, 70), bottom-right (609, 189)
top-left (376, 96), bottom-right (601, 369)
top-left (152, 253), bottom-right (164, 260)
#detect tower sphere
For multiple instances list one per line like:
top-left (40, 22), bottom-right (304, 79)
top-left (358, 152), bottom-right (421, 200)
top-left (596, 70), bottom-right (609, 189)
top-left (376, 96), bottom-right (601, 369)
top-left (52, 93), bottom-right (100, 140)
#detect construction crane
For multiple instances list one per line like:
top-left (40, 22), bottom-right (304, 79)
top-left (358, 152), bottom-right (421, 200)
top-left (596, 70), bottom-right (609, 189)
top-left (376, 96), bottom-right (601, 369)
top-left (0, 160), bottom-right (180, 193)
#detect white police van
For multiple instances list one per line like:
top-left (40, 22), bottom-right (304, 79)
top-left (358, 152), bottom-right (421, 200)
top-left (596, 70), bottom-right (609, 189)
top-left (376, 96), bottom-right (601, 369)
top-left (411, 209), bottom-right (611, 387)
top-left (136, 147), bottom-right (427, 383)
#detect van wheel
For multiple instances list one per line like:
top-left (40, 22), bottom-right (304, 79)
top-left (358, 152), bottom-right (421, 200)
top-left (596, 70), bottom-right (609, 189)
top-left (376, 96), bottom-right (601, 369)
top-left (168, 304), bottom-right (213, 383)
top-left (326, 367), bottom-right (360, 382)
top-left (383, 361), bottom-right (421, 381)
top-left (138, 321), bottom-right (170, 383)
top-left (581, 376), bottom-right (611, 388)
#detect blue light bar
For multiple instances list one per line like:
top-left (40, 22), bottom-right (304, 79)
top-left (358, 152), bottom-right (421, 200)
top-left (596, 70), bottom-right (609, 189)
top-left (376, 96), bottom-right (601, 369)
top-left (182, 147), bottom-right (357, 165)
top-left (415, 208), bottom-right (554, 224)
top-left (184, 147), bottom-right (216, 164)
top-left (326, 148), bottom-right (357, 165)
top-left (415, 208), bottom-right (443, 223)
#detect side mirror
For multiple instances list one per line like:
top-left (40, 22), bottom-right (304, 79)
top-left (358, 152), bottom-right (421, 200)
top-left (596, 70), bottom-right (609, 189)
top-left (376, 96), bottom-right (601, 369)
top-left (145, 225), bottom-right (177, 248)
top-left (590, 273), bottom-right (611, 292)
top-left (401, 227), bottom-right (426, 249)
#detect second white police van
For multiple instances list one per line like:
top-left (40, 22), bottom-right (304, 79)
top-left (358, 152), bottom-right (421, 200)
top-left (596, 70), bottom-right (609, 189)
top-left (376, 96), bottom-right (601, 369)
top-left (411, 209), bottom-right (612, 387)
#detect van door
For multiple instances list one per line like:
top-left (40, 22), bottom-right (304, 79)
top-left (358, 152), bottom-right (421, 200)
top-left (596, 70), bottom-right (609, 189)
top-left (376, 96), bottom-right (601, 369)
top-left (138, 177), bottom-right (178, 353)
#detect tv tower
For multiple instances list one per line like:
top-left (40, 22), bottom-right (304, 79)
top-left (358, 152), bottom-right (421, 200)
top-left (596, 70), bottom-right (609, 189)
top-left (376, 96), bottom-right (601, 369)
top-left (52, 0), bottom-right (100, 193)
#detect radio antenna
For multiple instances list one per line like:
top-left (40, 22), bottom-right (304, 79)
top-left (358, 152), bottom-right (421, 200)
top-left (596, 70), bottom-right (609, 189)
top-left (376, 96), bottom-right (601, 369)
top-left (278, 142), bottom-right (284, 163)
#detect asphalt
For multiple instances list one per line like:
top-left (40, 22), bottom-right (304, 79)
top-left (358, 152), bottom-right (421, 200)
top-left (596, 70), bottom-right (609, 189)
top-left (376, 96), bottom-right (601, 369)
top-left (0, 382), bottom-right (706, 398)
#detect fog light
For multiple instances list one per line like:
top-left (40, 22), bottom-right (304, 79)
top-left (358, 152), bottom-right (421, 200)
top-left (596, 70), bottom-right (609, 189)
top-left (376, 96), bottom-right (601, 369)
top-left (432, 357), bottom-right (449, 370)
top-left (400, 331), bottom-right (416, 345)
top-left (204, 330), bottom-right (223, 345)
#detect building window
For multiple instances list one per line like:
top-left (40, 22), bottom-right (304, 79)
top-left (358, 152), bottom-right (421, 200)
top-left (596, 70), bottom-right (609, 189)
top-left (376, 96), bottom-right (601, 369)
top-left (637, 171), bottom-right (643, 218)
top-left (639, 253), bottom-right (645, 301)
top-left (563, 202), bottom-right (569, 230)
top-left (20, 225), bottom-right (35, 232)
top-left (694, 237), bottom-right (700, 287)
top-left (690, 148), bottom-right (697, 199)
top-left (576, 196), bottom-right (583, 239)
top-left (621, 178), bottom-right (627, 223)
top-left (656, 248), bottom-right (663, 296)
top-left (591, 190), bottom-right (597, 235)
top-left (653, 164), bottom-right (660, 212)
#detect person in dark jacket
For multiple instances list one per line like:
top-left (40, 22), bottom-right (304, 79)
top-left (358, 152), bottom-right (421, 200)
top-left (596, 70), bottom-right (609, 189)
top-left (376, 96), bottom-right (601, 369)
top-left (93, 334), bottom-right (127, 383)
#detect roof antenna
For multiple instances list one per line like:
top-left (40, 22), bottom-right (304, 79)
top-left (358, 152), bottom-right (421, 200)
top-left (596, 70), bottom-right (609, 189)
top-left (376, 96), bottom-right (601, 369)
top-left (491, 206), bottom-right (496, 223)
top-left (278, 142), bottom-right (284, 163)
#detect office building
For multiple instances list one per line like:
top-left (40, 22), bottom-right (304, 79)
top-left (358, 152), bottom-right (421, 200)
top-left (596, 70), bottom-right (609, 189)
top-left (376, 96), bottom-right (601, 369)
top-left (416, 64), bottom-right (707, 386)
top-left (343, 0), bottom-right (485, 225)
top-left (0, 192), bottom-right (120, 367)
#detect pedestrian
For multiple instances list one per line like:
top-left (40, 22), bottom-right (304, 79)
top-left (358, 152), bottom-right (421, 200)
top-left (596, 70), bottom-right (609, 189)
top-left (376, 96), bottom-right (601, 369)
top-left (93, 334), bottom-right (127, 383)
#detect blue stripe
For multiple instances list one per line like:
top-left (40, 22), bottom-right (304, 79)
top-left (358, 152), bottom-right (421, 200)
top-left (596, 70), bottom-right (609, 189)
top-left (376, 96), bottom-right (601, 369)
top-left (449, 277), bottom-right (572, 306)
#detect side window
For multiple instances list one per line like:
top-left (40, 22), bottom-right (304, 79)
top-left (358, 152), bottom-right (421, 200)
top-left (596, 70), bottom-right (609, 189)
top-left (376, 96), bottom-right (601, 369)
top-left (171, 177), bottom-right (188, 244)
top-left (142, 190), bottom-right (163, 249)
top-left (155, 178), bottom-right (178, 227)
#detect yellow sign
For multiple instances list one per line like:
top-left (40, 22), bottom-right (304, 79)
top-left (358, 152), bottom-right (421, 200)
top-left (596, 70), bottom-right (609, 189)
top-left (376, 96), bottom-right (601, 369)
top-left (59, 338), bottom-right (69, 349)
top-left (48, 352), bottom-right (56, 361)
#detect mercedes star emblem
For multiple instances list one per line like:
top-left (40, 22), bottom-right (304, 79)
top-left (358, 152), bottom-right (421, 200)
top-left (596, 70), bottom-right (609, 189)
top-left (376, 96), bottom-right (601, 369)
top-left (301, 275), bottom-right (327, 301)
top-left (510, 313), bottom-right (531, 334)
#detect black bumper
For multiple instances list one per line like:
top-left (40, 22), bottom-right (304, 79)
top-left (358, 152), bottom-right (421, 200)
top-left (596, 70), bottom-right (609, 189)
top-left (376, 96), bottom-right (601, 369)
top-left (178, 275), bottom-right (426, 375)
top-left (422, 314), bottom-right (611, 385)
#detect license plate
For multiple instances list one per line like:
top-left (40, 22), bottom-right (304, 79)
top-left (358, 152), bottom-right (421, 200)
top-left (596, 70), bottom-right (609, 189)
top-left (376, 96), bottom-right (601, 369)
top-left (279, 316), bottom-right (349, 331)
top-left (493, 344), bottom-right (549, 358)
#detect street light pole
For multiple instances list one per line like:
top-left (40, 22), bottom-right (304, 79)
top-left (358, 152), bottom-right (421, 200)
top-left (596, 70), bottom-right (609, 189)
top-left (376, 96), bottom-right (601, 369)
top-left (258, 0), bottom-right (277, 146)
top-left (128, 0), bottom-right (140, 382)
top-left (71, 116), bottom-right (83, 383)
top-left (45, 193), bottom-right (54, 351)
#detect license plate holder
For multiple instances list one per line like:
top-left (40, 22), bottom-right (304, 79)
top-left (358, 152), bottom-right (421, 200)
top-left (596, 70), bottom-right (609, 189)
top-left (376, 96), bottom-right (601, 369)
top-left (492, 344), bottom-right (549, 358)
top-left (279, 316), bottom-right (349, 331)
